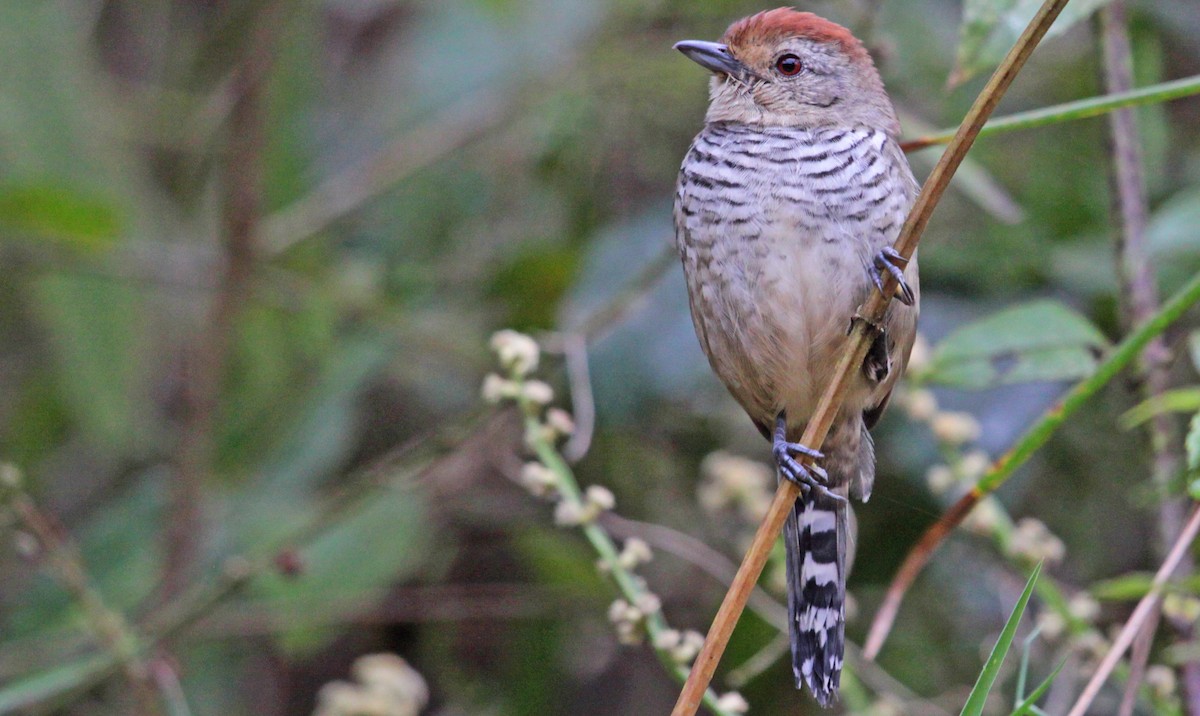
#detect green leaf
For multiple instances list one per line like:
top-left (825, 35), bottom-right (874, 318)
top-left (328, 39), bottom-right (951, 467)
top-left (921, 301), bottom-right (1108, 389)
top-left (961, 562), bottom-right (1042, 716)
top-left (0, 184), bottom-right (121, 251)
top-left (952, 0), bottom-right (1113, 87)
top-left (1091, 572), bottom-right (1155, 600)
top-left (250, 483), bottom-right (432, 656)
top-left (1092, 571), bottom-right (1200, 600)
top-left (1119, 388), bottom-right (1200, 429)
top-left (0, 654), bottom-right (113, 711)
top-left (1187, 413), bottom-right (1200, 499)
top-left (30, 273), bottom-right (148, 453)
top-left (1010, 660), bottom-right (1064, 715)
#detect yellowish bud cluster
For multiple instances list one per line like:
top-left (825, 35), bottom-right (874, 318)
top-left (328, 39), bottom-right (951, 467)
top-left (489, 329), bottom-right (540, 377)
top-left (608, 598), bottom-right (648, 645)
top-left (697, 450), bottom-right (774, 522)
top-left (714, 692), bottom-right (750, 714)
top-left (1006, 517), bottom-right (1066, 565)
top-left (313, 653), bottom-right (428, 716)
top-left (617, 537), bottom-right (653, 569)
top-left (654, 628), bottom-right (706, 665)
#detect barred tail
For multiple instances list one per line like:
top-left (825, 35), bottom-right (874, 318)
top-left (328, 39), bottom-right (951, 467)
top-left (784, 490), bottom-right (847, 707)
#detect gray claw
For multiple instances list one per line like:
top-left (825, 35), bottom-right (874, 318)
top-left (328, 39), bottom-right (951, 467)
top-left (872, 247), bottom-right (915, 306)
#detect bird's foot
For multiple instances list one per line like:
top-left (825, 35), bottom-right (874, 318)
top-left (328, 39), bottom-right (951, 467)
top-left (869, 247), bottom-right (915, 306)
top-left (772, 416), bottom-right (844, 502)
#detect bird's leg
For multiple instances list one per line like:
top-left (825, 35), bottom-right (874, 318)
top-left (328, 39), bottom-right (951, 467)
top-left (773, 414), bottom-right (844, 502)
top-left (869, 247), bottom-right (915, 306)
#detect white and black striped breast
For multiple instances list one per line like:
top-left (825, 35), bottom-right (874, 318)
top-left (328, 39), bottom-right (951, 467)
top-left (672, 123), bottom-right (915, 425)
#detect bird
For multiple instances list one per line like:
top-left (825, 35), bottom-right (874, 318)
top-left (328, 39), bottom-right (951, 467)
top-left (671, 8), bottom-right (919, 707)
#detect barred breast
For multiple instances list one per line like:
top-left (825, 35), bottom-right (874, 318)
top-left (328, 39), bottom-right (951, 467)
top-left (673, 122), bottom-right (919, 434)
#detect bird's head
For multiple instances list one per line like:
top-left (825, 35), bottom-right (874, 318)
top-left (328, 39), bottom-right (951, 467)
top-left (674, 8), bottom-right (898, 135)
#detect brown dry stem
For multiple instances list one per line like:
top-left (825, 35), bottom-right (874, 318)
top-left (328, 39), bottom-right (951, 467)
top-left (670, 1), bottom-right (1072, 712)
top-left (1066, 503), bottom-right (1200, 716)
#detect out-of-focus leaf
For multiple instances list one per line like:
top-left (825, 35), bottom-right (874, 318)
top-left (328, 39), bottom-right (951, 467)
top-left (30, 274), bottom-right (148, 453)
top-left (960, 562), bottom-right (1041, 716)
top-left (0, 654), bottom-right (112, 711)
top-left (0, 184), bottom-right (121, 250)
top-left (6, 481), bottom-right (162, 641)
top-left (1092, 571), bottom-right (1200, 600)
top-left (1148, 187), bottom-right (1200, 258)
top-left (1188, 330), bottom-right (1200, 373)
top-left (250, 483), bottom-right (431, 655)
top-left (900, 110), bottom-right (1024, 224)
top-left (1187, 413), bottom-right (1200, 499)
top-left (1119, 388), bottom-right (1200, 429)
top-left (216, 298), bottom-right (338, 473)
top-left (919, 301), bottom-right (1108, 389)
top-left (1145, 188), bottom-right (1200, 295)
top-left (951, 0), bottom-right (1113, 86)
top-left (178, 642), bottom-right (244, 716)
top-left (512, 527), bottom-right (606, 592)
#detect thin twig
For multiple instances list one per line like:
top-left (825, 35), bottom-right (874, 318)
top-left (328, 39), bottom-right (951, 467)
top-left (163, 4), bottom-right (282, 600)
top-left (149, 658), bottom-right (194, 716)
top-left (1066, 503), bottom-right (1200, 716)
top-left (670, 2), bottom-right (1073, 712)
top-left (575, 244), bottom-right (677, 344)
top-left (9, 407), bottom-right (485, 709)
top-left (1118, 613), bottom-right (1160, 716)
top-left (601, 513), bottom-right (787, 629)
top-left (2, 473), bottom-right (160, 714)
top-left (901, 73), bottom-right (1200, 151)
top-left (1098, 2), bottom-right (1198, 712)
top-left (192, 584), bottom-right (570, 635)
top-left (559, 333), bottom-right (596, 463)
top-left (263, 87), bottom-right (517, 255)
top-left (865, 266), bottom-right (1200, 659)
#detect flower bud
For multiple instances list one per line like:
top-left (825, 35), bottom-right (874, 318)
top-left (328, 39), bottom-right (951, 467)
top-left (585, 485), bottom-right (615, 512)
top-left (904, 389), bottom-right (938, 421)
top-left (480, 374), bottom-right (517, 404)
top-left (519, 462), bottom-right (558, 497)
top-left (489, 329), bottom-right (540, 376)
top-left (520, 380), bottom-right (554, 406)
top-left (931, 411), bottom-right (981, 445)
top-left (715, 692), bottom-right (749, 713)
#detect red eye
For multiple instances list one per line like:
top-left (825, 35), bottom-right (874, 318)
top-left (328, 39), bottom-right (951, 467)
top-left (775, 54), bottom-right (802, 76)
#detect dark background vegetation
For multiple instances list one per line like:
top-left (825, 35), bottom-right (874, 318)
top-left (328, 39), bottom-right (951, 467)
top-left (1, 0), bottom-right (1200, 714)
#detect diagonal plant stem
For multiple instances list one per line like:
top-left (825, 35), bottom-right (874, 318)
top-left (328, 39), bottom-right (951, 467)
top-left (163, 2), bottom-right (283, 600)
top-left (864, 266), bottom-right (1200, 660)
top-left (1066, 503), bottom-right (1200, 716)
top-left (511, 392), bottom-right (738, 716)
top-left (670, 1), bottom-right (1072, 712)
top-left (262, 87), bottom-right (515, 254)
top-left (1, 471), bottom-right (160, 714)
top-left (901, 73), bottom-right (1200, 151)
top-left (1097, 3), bottom-right (1199, 713)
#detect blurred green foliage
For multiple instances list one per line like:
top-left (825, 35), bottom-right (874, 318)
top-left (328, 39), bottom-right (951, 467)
top-left (0, 0), bottom-right (1197, 714)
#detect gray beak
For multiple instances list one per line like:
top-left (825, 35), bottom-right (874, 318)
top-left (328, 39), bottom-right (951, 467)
top-left (673, 40), bottom-right (749, 79)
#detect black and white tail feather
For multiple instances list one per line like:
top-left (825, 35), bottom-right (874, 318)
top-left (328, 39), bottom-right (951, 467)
top-left (784, 422), bottom-right (874, 707)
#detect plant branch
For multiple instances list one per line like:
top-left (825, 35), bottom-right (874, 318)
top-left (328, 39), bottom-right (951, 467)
top-left (1098, 2), bottom-right (1199, 712)
top-left (864, 267), bottom-right (1200, 660)
top-left (1, 470), bottom-right (160, 714)
top-left (263, 86), bottom-right (519, 255)
top-left (671, 1), bottom-right (1072, 712)
top-left (522, 415), bottom-right (737, 714)
top-left (1066, 503), bottom-right (1200, 716)
top-left (901, 73), bottom-right (1200, 152)
top-left (163, 3), bottom-right (281, 600)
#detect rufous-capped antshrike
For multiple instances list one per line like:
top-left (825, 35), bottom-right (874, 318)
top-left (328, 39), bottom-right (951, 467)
top-left (672, 8), bottom-right (919, 707)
